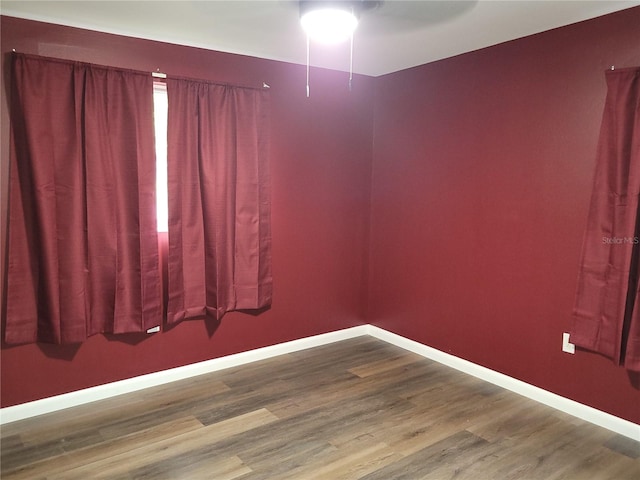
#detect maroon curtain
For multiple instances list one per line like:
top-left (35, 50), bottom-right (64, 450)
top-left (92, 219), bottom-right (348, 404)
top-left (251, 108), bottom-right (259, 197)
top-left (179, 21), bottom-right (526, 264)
top-left (571, 67), bottom-right (640, 371)
top-left (165, 79), bottom-right (272, 324)
top-left (6, 53), bottom-right (162, 344)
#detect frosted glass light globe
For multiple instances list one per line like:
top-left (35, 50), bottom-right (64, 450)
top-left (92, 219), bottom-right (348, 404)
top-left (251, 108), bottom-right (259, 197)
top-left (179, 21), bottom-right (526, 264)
top-left (301, 8), bottom-right (358, 44)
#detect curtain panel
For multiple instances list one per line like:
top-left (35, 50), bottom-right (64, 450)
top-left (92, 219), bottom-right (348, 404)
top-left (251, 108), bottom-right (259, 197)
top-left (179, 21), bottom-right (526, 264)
top-left (5, 53), bottom-right (162, 344)
top-left (571, 67), bottom-right (640, 371)
top-left (165, 78), bottom-right (272, 324)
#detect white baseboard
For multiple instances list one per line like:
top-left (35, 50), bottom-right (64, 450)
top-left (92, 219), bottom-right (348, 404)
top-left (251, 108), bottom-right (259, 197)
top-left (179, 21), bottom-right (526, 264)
top-left (366, 325), bottom-right (640, 442)
top-left (0, 325), bottom-right (369, 425)
top-left (1, 323), bottom-right (639, 442)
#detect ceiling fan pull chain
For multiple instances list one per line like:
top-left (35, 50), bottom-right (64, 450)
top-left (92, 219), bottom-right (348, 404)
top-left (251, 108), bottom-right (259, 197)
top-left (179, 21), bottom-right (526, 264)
top-left (349, 31), bottom-right (354, 92)
top-left (306, 34), bottom-right (311, 98)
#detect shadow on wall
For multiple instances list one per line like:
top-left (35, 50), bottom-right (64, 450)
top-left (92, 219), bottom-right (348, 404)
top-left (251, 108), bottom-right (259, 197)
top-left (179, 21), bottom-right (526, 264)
top-left (0, 318), bottom-right (224, 362)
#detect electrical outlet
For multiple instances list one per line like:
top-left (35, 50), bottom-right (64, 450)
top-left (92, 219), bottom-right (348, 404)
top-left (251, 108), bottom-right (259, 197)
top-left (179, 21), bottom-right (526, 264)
top-left (146, 325), bottom-right (160, 334)
top-left (562, 332), bottom-right (575, 354)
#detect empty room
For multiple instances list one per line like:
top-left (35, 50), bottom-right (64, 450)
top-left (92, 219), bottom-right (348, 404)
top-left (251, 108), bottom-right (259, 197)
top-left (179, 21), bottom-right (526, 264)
top-left (1, 1), bottom-right (639, 478)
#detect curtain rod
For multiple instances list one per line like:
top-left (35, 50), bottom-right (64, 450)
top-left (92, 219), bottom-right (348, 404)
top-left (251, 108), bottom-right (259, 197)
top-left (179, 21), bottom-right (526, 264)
top-left (11, 52), bottom-right (270, 90)
top-left (152, 68), bottom-right (269, 89)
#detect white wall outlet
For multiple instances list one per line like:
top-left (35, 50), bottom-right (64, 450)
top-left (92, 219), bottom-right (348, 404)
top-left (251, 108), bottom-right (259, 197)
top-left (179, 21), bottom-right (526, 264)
top-left (146, 325), bottom-right (161, 334)
top-left (562, 332), bottom-right (575, 354)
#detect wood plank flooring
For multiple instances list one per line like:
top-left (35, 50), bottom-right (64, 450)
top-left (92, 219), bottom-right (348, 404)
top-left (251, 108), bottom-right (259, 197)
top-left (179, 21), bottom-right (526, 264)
top-left (1, 337), bottom-right (639, 479)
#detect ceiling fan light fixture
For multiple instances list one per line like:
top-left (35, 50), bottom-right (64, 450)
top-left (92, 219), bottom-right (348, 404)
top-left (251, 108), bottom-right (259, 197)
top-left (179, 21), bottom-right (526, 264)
top-left (300, 6), bottom-right (358, 44)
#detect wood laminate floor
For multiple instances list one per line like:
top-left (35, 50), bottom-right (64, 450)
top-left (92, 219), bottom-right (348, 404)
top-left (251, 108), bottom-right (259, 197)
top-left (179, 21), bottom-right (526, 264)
top-left (1, 337), bottom-right (639, 479)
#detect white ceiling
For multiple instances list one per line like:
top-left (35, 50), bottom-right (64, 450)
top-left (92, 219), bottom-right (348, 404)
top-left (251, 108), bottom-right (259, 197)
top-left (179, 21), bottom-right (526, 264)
top-left (1, 0), bottom-right (638, 76)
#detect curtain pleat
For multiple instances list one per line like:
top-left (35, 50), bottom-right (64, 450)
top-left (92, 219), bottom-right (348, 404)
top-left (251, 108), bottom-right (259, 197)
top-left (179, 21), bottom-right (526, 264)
top-left (5, 53), bottom-right (161, 344)
top-left (165, 79), bottom-right (272, 324)
top-left (571, 67), bottom-right (640, 370)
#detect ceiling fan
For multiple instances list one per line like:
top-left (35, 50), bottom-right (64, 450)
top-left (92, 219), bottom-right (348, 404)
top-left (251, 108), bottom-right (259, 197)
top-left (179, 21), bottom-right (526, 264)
top-left (296, 1), bottom-right (381, 95)
top-left (292, 1), bottom-right (476, 95)
top-left (296, 1), bottom-right (477, 37)
top-left (298, 1), bottom-right (381, 43)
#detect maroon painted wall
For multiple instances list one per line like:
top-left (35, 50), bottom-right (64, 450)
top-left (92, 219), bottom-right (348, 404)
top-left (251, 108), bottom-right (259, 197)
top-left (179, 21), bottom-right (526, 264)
top-left (2, 8), bottom-right (640, 425)
top-left (369, 7), bottom-right (640, 423)
top-left (0, 16), bottom-right (373, 407)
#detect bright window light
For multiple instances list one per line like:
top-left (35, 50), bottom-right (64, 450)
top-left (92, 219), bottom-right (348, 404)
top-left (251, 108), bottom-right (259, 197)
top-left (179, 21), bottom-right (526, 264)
top-left (153, 83), bottom-right (168, 233)
top-left (301, 8), bottom-right (358, 44)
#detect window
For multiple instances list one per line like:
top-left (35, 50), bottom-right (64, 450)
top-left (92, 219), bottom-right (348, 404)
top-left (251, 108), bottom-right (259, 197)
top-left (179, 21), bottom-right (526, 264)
top-left (153, 82), bottom-right (168, 233)
top-left (6, 53), bottom-right (271, 344)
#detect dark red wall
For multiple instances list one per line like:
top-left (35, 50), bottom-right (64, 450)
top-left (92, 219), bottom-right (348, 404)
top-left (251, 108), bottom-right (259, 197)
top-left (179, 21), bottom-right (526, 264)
top-left (369, 7), bottom-right (640, 423)
top-left (0, 16), bottom-right (373, 407)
